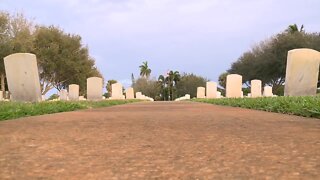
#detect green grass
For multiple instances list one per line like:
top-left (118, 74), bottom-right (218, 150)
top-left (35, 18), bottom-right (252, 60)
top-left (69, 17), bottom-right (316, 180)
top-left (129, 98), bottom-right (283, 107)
top-left (0, 100), bottom-right (141, 121)
top-left (191, 96), bottom-right (320, 118)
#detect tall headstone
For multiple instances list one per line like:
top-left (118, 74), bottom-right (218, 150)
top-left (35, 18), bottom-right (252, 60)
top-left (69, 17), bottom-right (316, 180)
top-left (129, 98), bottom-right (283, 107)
top-left (125, 87), bottom-right (135, 99)
top-left (206, 82), bottom-right (217, 98)
top-left (111, 83), bottom-right (124, 99)
top-left (4, 53), bottom-right (42, 102)
top-left (263, 86), bottom-right (273, 97)
top-left (60, 89), bottom-right (68, 101)
top-left (284, 48), bottom-right (320, 96)
top-left (226, 74), bottom-right (242, 98)
top-left (197, 87), bottom-right (205, 98)
top-left (87, 77), bottom-right (103, 101)
top-left (251, 79), bottom-right (262, 98)
top-left (68, 84), bottom-right (79, 101)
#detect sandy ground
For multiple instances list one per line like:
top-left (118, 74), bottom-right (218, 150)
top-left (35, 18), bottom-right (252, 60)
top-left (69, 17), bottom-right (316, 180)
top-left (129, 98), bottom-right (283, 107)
top-left (0, 101), bottom-right (319, 179)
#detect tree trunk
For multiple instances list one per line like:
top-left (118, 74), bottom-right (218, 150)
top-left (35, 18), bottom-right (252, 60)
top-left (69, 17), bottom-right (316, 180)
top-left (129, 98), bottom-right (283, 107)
top-left (1, 73), bottom-right (5, 97)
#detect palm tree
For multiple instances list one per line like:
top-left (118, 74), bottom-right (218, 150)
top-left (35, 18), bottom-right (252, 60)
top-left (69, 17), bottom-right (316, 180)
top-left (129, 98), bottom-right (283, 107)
top-left (158, 75), bottom-right (167, 101)
top-left (166, 71), bottom-right (180, 101)
top-left (139, 61), bottom-right (151, 78)
top-left (286, 24), bottom-right (304, 34)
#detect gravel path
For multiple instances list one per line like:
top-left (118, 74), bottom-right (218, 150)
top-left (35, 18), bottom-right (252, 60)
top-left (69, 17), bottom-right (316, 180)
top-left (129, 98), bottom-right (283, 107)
top-left (0, 101), bottom-right (319, 179)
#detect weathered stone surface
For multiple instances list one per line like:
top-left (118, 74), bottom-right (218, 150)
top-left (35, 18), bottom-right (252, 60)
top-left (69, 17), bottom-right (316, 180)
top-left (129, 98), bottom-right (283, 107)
top-left (206, 82), bottom-right (217, 99)
top-left (68, 84), bottom-right (79, 101)
top-left (284, 48), bottom-right (320, 96)
top-left (60, 89), bottom-right (68, 101)
top-left (0, 91), bottom-right (3, 101)
top-left (87, 77), bottom-right (103, 101)
top-left (125, 88), bottom-right (135, 99)
top-left (4, 53), bottom-right (42, 102)
top-left (226, 74), bottom-right (242, 98)
top-left (110, 83), bottom-right (124, 99)
top-left (263, 86), bottom-right (273, 97)
top-left (197, 87), bottom-right (205, 98)
top-left (136, 92), bottom-right (142, 99)
top-left (251, 79), bottom-right (262, 98)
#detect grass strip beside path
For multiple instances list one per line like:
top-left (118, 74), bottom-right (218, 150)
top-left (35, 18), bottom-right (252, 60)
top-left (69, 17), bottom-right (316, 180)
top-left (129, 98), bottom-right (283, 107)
top-left (0, 100), bottom-right (141, 121)
top-left (192, 96), bottom-right (320, 118)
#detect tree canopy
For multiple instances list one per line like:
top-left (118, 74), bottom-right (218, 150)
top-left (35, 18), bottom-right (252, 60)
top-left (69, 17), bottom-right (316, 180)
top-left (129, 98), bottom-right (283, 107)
top-left (175, 73), bottom-right (208, 98)
top-left (139, 61), bottom-right (151, 78)
top-left (226, 24), bottom-right (320, 95)
top-left (33, 25), bottom-right (102, 95)
top-left (0, 11), bottom-right (102, 96)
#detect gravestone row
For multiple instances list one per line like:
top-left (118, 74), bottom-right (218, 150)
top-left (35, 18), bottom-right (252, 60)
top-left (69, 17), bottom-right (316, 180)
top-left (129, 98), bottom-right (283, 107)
top-left (2, 48), bottom-right (320, 102)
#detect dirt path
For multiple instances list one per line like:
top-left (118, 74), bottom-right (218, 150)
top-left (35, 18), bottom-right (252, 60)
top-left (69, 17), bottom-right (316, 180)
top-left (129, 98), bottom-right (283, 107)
top-left (0, 101), bottom-right (319, 179)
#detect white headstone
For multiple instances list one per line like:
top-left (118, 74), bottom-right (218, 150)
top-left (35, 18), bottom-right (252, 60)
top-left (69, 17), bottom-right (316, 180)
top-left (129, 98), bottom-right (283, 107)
top-left (251, 79), bottom-right (262, 98)
top-left (69, 84), bottom-right (79, 101)
top-left (0, 91), bottom-right (3, 101)
top-left (206, 82), bottom-right (217, 98)
top-left (79, 96), bottom-right (86, 101)
top-left (125, 87), bottom-right (135, 99)
top-left (4, 53), bottom-right (42, 102)
top-left (110, 83), bottom-right (124, 99)
top-left (263, 86), bottom-right (273, 97)
top-left (216, 91), bottom-right (221, 98)
top-left (136, 92), bottom-right (142, 99)
top-left (197, 87), bottom-right (205, 98)
top-left (60, 89), bottom-right (68, 101)
top-left (226, 74), bottom-right (242, 98)
top-left (284, 48), bottom-right (320, 96)
top-left (87, 77), bottom-right (103, 101)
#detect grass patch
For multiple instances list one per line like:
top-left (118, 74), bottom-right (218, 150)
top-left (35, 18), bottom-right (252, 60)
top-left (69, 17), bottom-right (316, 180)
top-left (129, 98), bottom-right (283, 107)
top-left (0, 99), bottom-right (141, 121)
top-left (191, 96), bottom-right (320, 118)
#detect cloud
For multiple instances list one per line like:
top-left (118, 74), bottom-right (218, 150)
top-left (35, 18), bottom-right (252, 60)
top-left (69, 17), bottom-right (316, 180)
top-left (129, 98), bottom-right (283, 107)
top-left (1, 0), bottom-right (320, 83)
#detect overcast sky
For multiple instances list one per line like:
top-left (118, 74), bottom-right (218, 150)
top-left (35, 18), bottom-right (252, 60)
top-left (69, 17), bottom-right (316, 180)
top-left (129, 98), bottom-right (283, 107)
top-left (1, 0), bottom-right (320, 89)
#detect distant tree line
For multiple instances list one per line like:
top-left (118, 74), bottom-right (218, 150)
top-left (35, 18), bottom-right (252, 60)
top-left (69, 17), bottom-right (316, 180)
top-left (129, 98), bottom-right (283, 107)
top-left (0, 11), bottom-right (102, 96)
top-left (132, 61), bottom-right (208, 101)
top-left (219, 24), bottom-right (320, 95)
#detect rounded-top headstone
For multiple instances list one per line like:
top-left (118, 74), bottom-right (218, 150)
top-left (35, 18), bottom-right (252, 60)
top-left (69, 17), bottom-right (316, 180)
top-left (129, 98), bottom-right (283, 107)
top-left (284, 48), bottom-right (320, 96)
top-left (87, 77), bottom-right (103, 101)
top-left (69, 84), bottom-right (79, 101)
top-left (251, 79), bottom-right (262, 98)
top-left (226, 74), bottom-right (242, 98)
top-left (4, 53), bottom-right (42, 102)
